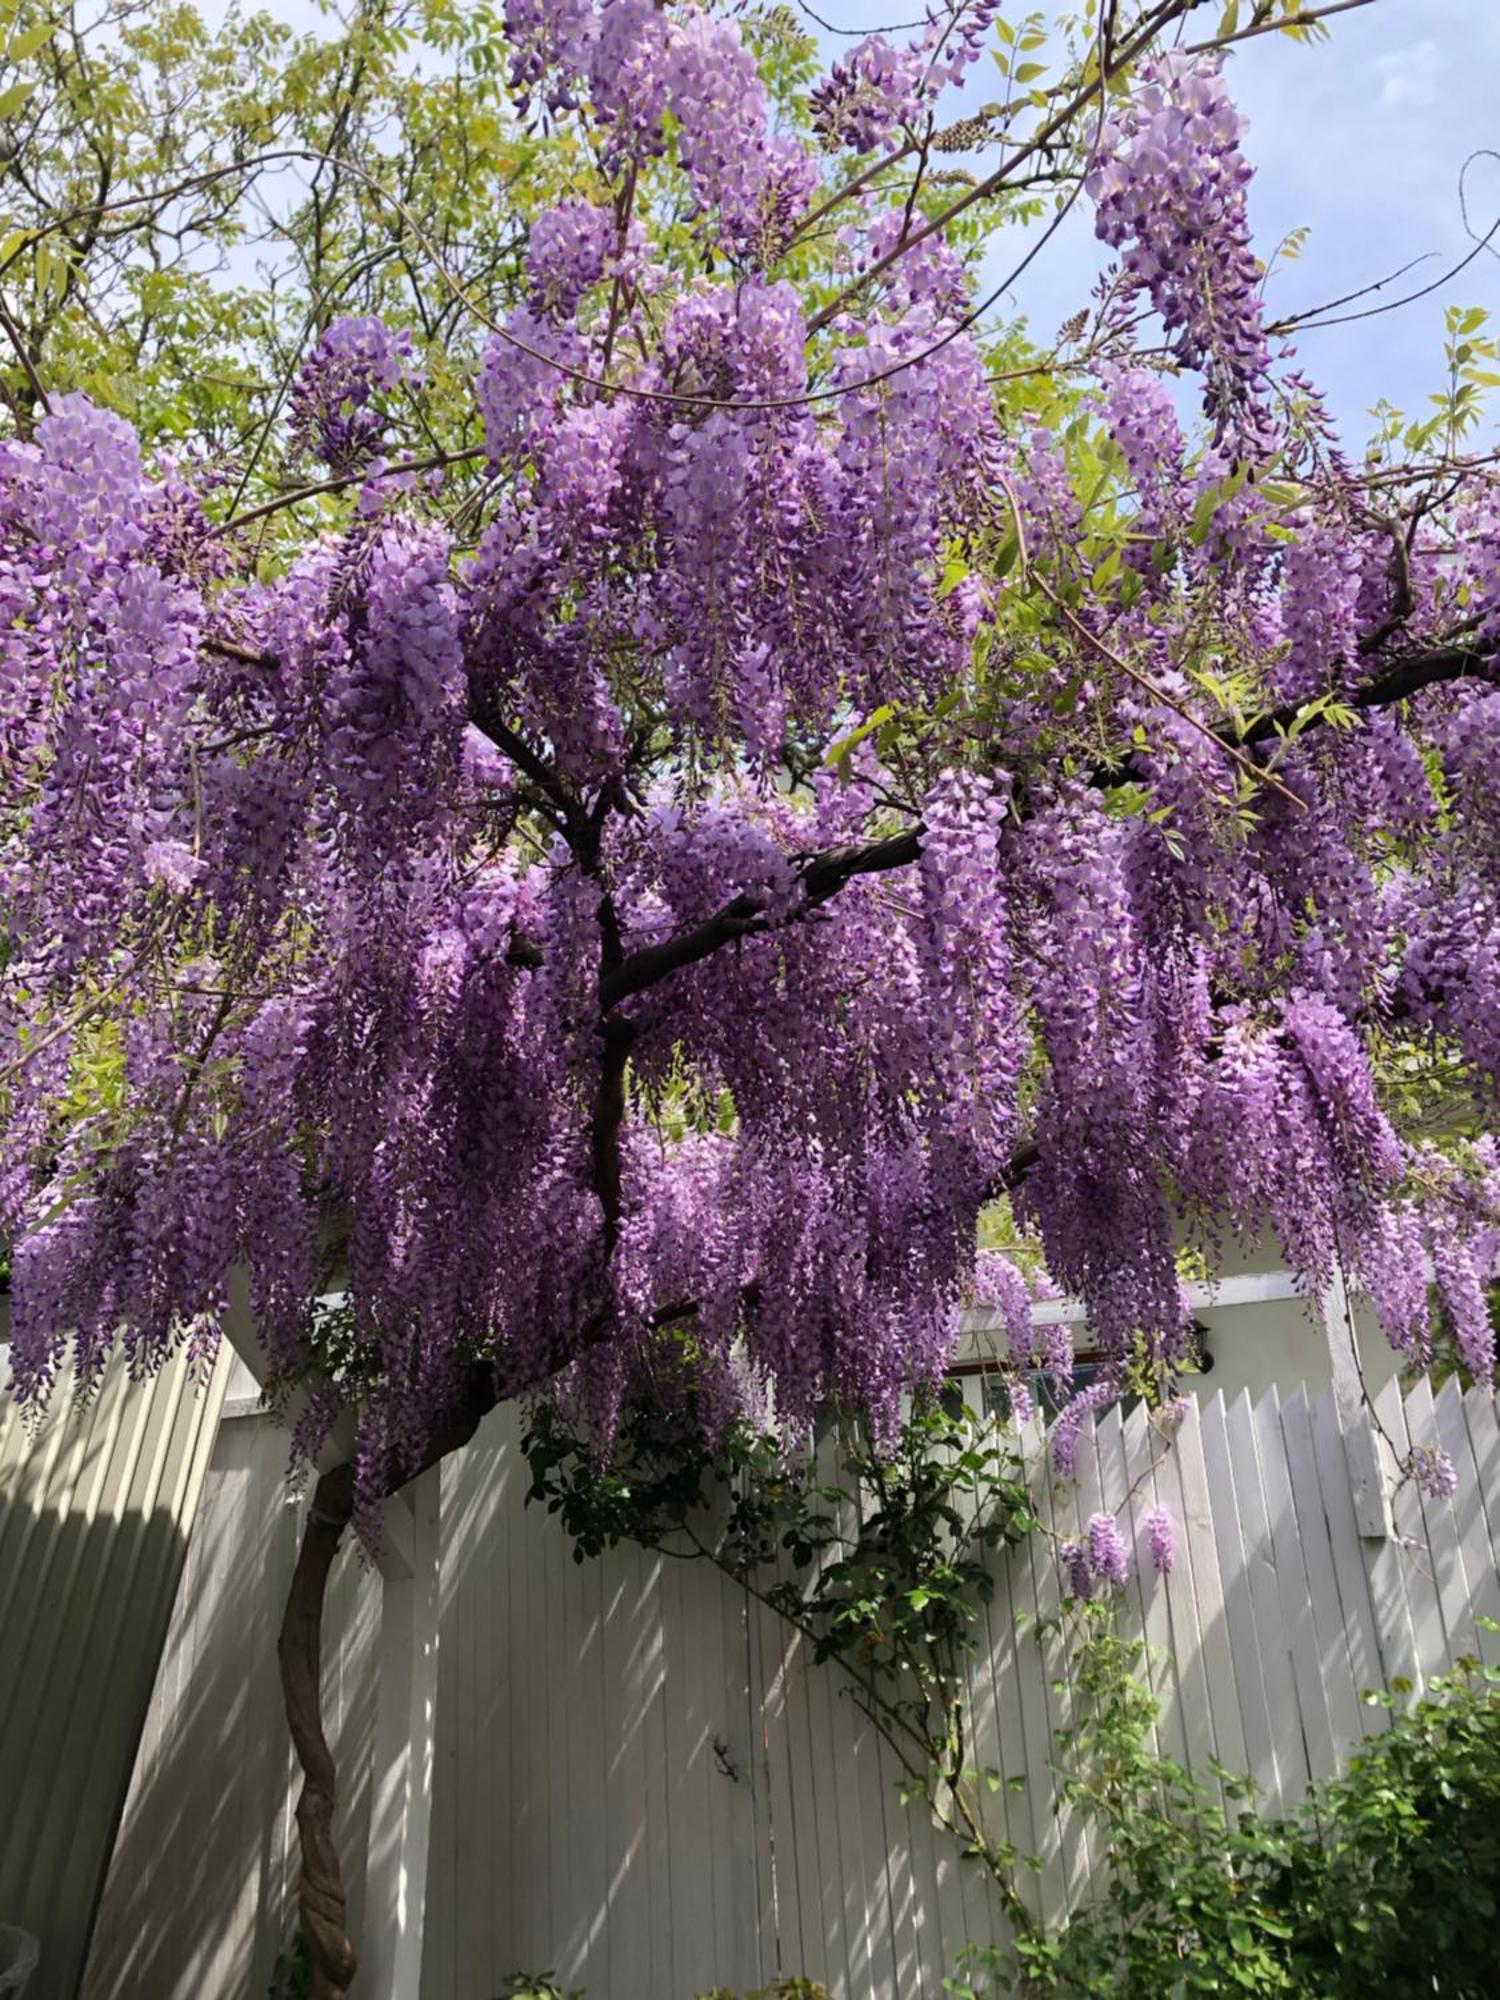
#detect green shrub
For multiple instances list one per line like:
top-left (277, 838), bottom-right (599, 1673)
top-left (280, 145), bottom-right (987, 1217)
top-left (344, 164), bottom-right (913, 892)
top-left (695, 1984), bottom-right (829, 1999)
top-left (945, 1622), bottom-right (1500, 1998)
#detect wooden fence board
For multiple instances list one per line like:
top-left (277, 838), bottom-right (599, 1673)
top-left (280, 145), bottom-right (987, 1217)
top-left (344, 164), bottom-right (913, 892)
top-left (1455, 1390), bottom-right (1500, 1668)
top-left (87, 1375), bottom-right (1500, 2000)
top-left (1174, 1399), bottom-right (1249, 1787)
top-left (1199, 1392), bottom-right (1280, 1803)
top-left (1280, 1387), bottom-right (1370, 1765)
top-left (1424, 1381), bottom-right (1498, 1669)
top-left (1378, 1377), bottom-right (1453, 1688)
top-left (1307, 1389), bottom-right (1387, 1738)
top-left (1226, 1389), bottom-right (1311, 1807)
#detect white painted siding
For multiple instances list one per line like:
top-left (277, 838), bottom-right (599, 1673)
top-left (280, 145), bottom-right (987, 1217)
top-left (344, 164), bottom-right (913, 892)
top-left (83, 1399), bottom-right (382, 2000)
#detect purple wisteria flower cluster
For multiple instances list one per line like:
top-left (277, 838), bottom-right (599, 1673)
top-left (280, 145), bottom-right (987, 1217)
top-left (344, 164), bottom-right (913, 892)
top-left (287, 315), bottom-right (416, 472)
top-left (1089, 54), bottom-right (1270, 436)
top-left (4, 1), bottom-right (1500, 1533)
top-left (1406, 1444), bottom-right (1458, 1501)
top-left (1061, 1510), bottom-right (1133, 1597)
top-left (811, 35), bottom-right (927, 155)
top-left (810, 1), bottom-right (1002, 154)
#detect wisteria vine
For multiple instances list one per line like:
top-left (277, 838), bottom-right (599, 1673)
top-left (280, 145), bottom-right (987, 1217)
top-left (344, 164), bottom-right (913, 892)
top-left (3, 0), bottom-right (1499, 1570)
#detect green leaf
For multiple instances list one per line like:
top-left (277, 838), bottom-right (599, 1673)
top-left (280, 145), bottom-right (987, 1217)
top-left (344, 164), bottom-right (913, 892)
top-left (8, 17), bottom-right (51, 59)
top-left (822, 704), bottom-right (895, 768)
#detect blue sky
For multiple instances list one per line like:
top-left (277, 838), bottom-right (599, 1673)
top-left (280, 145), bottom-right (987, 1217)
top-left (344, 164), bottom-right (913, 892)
top-left (810, 0), bottom-right (1500, 443)
top-left (225, 0), bottom-right (1500, 443)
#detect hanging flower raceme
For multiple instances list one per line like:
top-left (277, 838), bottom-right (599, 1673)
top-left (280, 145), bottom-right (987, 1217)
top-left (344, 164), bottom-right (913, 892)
top-left (5, 14), bottom-right (1500, 1538)
top-left (811, 35), bottom-right (927, 154)
top-left (1088, 53), bottom-right (1271, 435)
top-left (288, 315), bottom-right (416, 472)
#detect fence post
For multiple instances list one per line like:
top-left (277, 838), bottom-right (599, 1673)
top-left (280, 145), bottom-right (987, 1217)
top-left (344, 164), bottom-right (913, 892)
top-left (1321, 1268), bottom-right (1391, 1541)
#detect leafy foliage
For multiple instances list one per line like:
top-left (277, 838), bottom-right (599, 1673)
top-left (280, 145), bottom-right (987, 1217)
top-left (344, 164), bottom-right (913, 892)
top-left (0, 0), bottom-right (574, 474)
top-left (492, 1976), bottom-right (585, 2000)
top-left (266, 1935), bottom-right (312, 2000)
top-left (696, 1983), bottom-right (830, 2000)
top-left (945, 1621), bottom-right (1500, 1998)
top-left (526, 1383), bottom-right (1034, 1699)
top-left (526, 1384), bottom-right (1040, 1923)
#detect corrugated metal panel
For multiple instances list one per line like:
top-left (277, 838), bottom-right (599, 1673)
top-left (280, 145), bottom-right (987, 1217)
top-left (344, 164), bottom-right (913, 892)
top-left (0, 1341), bottom-right (229, 2000)
top-left (83, 1401), bottom-right (380, 2000)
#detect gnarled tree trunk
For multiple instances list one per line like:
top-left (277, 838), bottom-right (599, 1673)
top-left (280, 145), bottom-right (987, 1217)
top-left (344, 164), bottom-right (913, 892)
top-left (278, 1462), bottom-right (358, 2000)
top-left (276, 1370), bottom-right (496, 1996)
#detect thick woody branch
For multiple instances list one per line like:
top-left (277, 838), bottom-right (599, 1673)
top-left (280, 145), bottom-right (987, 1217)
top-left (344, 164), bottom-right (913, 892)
top-left (1237, 642), bottom-right (1500, 747)
top-left (590, 1012), bottom-right (636, 1252)
top-left (599, 827), bottom-right (924, 1011)
top-left (278, 1464), bottom-right (359, 2000)
top-left (467, 695), bottom-right (585, 839)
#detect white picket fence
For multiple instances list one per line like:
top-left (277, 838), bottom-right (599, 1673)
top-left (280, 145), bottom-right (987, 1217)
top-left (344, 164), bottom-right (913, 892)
top-left (86, 1373), bottom-right (1500, 2000)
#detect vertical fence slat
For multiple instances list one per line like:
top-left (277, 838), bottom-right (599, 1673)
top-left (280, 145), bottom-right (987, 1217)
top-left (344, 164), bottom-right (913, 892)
top-left (1150, 1407), bottom-right (1219, 1785)
top-left (753, 1602), bottom-right (802, 1983)
top-left (1096, 1405), bottom-right (1158, 1759)
top-left (1362, 1377), bottom-right (1424, 1694)
top-left (1224, 1389), bottom-right (1310, 1813)
top-left (1070, 1401), bottom-right (1111, 1899)
top-left (1029, 1424), bottom-right (1081, 1929)
top-left (1455, 1390), bottom-right (1500, 1668)
top-left (1405, 1376), bottom-right (1479, 1673)
top-left (1254, 1386), bottom-right (1342, 1788)
top-left (1004, 1416), bottom-right (1064, 1928)
top-left (1306, 1388), bottom-right (1387, 1735)
top-left (1279, 1387), bottom-right (1371, 1765)
top-left (1198, 1391), bottom-right (1280, 1805)
top-left (1174, 1400), bottom-right (1249, 1787)
top-left (1378, 1377), bottom-right (1453, 1689)
top-left (1121, 1403), bottom-right (1189, 1774)
top-left (1424, 1379), bottom-right (1500, 1668)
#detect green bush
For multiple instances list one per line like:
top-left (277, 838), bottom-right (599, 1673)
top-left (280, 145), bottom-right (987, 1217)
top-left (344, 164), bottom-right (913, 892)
top-left (491, 1977), bottom-right (825, 1999)
top-left (945, 1622), bottom-right (1500, 1998)
top-left (695, 1984), bottom-right (829, 1999)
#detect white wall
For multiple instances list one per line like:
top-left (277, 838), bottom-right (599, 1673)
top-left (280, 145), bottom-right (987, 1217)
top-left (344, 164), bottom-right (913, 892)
top-left (87, 1367), bottom-right (1500, 2000)
top-left (83, 1399), bottom-right (382, 2000)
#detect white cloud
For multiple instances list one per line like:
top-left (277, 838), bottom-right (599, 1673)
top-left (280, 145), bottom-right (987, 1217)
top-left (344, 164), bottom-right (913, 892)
top-left (1373, 38), bottom-right (1443, 110)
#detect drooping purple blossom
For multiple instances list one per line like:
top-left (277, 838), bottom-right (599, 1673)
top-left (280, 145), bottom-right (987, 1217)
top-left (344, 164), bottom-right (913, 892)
top-left (288, 315), bottom-right (415, 472)
top-left (1142, 1504), bottom-right (1176, 1575)
top-left (1059, 1538), bottom-right (1095, 1601)
top-left (526, 199), bottom-right (615, 318)
top-left (811, 35), bottom-right (927, 154)
top-left (1088, 54), bottom-right (1270, 435)
top-left (1086, 1510), bottom-right (1131, 1589)
top-left (1406, 1443), bottom-right (1458, 1501)
top-left (1051, 1380), bottom-right (1118, 1478)
top-left (4, 11), bottom-right (1500, 1544)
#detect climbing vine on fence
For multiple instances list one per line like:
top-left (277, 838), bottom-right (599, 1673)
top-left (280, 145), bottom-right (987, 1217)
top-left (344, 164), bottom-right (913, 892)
top-left (524, 1383), bottom-right (1047, 1930)
top-left (950, 1623), bottom-right (1500, 1998)
top-left (524, 1391), bottom-right (1500, 1995)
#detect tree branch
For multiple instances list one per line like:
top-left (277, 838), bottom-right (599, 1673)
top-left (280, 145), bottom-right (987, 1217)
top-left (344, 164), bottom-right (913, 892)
top-left (598, 827), bottom-right (924, 1012)
top-left (278, 1464), bottom-right (359, 2000)
top-left (466, 695), bottom-right (586, 842)
top-left (1238, 641), bottom-right (1500, 747)
top-left (537, 631), bottom-right (1500, 1017)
